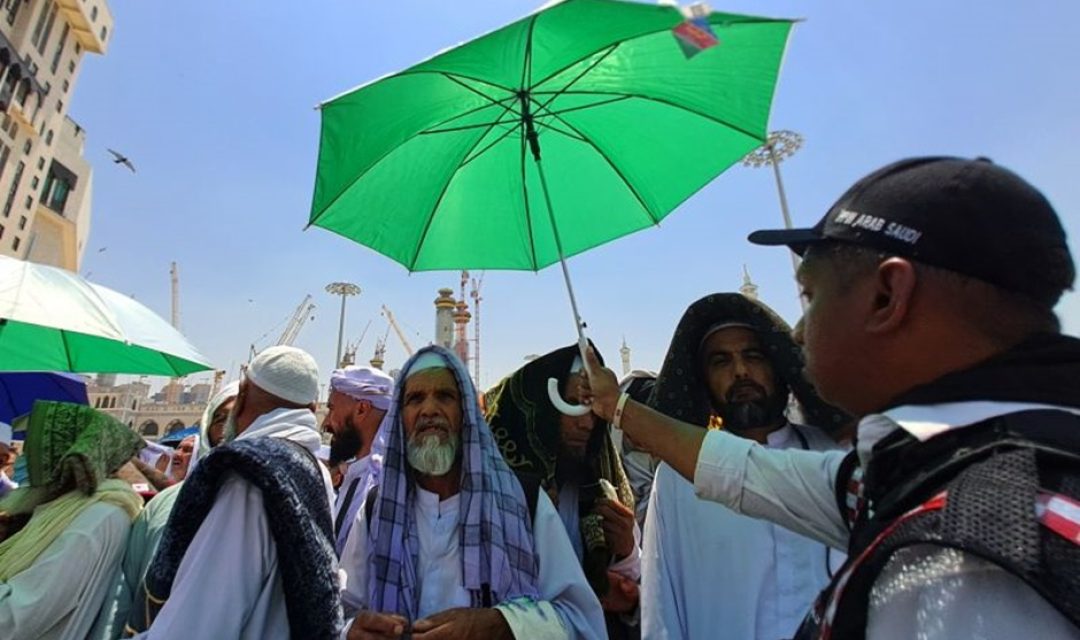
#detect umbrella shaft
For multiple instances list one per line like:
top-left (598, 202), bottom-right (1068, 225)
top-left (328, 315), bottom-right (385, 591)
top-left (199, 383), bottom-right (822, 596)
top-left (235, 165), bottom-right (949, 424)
top-left (534, 156), bottom-right (587, 350)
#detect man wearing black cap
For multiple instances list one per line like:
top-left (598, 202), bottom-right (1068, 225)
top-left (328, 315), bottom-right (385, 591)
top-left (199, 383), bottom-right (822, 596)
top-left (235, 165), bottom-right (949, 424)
top-left (580, 157), bottom-right (1080, 638)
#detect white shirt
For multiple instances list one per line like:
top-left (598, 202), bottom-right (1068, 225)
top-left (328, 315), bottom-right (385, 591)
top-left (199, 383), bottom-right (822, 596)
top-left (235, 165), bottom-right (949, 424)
top-left (0, 502), bottom-right (130, 640)
top-left (340, 486), bottom-right (607, 640)
top-left (643, 424), bottom-right (842, 640)
top-left (136, 408), bottom-right (336, 640)
top-left (333, 455), bottom-right (371, 554)
top-left (692, 402), bottom-right (1080, 639)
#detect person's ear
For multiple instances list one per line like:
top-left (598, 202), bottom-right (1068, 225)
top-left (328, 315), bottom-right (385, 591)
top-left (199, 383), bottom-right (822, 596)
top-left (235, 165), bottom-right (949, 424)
top-left (867, 257), bottom-right (917, 335)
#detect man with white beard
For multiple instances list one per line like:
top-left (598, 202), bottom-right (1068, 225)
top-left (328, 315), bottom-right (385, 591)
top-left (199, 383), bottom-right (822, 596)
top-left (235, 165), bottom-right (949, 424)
top-left (339, 346), bottom-right (605, 639)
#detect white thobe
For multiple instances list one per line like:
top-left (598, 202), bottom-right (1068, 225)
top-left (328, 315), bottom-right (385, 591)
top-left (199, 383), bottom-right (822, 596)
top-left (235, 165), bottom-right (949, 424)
top-left (642, 424), bottom-right (843, 640)
top-left (691, 401), bottom-right (1080, 639)
top-left (333, 455), bottom-right (370, 554)
top-left (340, 486), bottom-right (607, 640)
top-left (136, 408), bottom-right (335, 640)
top-left (0, 502), bottom-right (130, 640)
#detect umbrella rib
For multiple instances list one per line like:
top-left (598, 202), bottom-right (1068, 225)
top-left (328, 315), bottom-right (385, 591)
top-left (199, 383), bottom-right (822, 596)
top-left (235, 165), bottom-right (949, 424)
top-left (533, 103), bottom-right (659, 225)
top-left (532, 89), bottom-right (763, 143)
top-left (531, 43), bottom-right (620, 114)
top-left (538, 94), bottom-right (632, 119)
top-left (398, 69), bottom-right (515, 96)
top-left (60, 329), bottom-right (74, 371)
top-left (521, 14), bottom-right (537, 89)
top-left (438, 72), bottom-right (513, 107)
top-left (406, 118), bottom-right (512, 271)
top-left (420, 95), bottom-right (520, 135)
top-left (519, 128), bottom-right (539, 271)
top-left (458, 125), bottom-right (518, 169)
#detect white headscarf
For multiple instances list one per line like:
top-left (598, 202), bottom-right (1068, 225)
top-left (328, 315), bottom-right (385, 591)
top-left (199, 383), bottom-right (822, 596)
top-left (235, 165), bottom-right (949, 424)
top-left (198, 381), bottom-right (240, 455)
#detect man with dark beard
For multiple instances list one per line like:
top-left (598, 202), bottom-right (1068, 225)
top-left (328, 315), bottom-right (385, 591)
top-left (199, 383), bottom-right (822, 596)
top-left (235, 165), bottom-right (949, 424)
top-left (640, 293), bottom-right (847, 640)
top-left (323, 366), bottom-right (394, 554)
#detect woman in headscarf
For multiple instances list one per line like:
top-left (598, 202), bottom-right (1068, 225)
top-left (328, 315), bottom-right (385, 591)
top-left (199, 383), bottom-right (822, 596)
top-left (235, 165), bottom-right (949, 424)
top-left (0, 401), bottom-right (143, 640)
top-left (485, 343), bottom-right (640, 637)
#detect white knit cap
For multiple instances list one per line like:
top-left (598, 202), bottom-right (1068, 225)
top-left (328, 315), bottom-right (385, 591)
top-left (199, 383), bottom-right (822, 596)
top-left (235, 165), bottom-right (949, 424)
top-left (246, 345), bottom-right (320, 405)
top-left (330, 366), bottom-right (395, 410)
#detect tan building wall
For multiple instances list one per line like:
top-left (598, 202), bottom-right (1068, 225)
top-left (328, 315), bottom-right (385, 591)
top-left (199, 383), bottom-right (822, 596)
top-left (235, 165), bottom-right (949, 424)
top-left (0, 0), bottom-right (112, 269)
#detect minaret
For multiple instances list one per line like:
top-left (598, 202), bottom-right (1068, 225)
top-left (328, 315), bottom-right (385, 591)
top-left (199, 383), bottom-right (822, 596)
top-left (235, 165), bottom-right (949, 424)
top-left (620, 337), bottom-right (632, 376)
top-left (370, 339), bottom-right (386, 371)
top-left (739, 265), bottom-right (759, 300)
top-left (452, 299), bottom-right (471, 369)
top-left (434, 289), bottom-right (456, 349)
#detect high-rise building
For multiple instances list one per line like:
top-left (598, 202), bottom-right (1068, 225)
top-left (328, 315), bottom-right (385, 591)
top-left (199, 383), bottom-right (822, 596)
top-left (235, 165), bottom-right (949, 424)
top-left (0, 0), bottom-right (113, 270)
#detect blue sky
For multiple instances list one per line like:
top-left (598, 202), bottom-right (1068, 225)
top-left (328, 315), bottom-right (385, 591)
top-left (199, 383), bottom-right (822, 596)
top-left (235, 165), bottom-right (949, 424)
top-left (71, 0), bottom-right (1080, 391)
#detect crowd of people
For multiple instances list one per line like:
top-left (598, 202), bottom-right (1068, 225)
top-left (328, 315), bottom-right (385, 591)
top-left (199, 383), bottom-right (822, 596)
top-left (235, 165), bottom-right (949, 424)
top-left (0, 156), bottom-right (1077, 639)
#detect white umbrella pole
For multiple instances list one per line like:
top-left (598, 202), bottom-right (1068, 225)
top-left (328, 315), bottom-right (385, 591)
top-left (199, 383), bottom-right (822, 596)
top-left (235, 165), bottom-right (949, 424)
top-left (532, 146), bottom-right (593, 416)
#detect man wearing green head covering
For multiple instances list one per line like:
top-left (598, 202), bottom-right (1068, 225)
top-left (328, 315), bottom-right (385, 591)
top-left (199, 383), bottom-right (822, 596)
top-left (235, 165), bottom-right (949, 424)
top-left (0, 401), bottom-right (144, 640)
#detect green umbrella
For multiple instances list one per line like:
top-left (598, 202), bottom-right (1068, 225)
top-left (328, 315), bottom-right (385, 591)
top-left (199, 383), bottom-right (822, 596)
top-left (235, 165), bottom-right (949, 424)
top-left (310, 0), bottom-right (793, 408)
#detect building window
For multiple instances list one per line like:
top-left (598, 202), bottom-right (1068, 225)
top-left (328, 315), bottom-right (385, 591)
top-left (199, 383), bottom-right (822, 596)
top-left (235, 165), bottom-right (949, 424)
top-left (22, 140), bottom-right (30, 155)
top-left (41, 159), bottom-right (76, 215)
top-left (45, 129), bottom-right (52, 145)
top-left (30, 176), bottom-right (36, 189)
top-left (36, 157), bottom-right (44, 170)
top-left (0, 225), bottom-right (4, 239)
top-left (74, 43), bottom-right (81, 55)
top-left (50, 23), bottom-right (69, 74)
top-left (12, 235), bottom-right (19, 251)
top-left (67, 60), bottom-right (74, 74)
top-left (55, 99), bottom-right (62, 112)
top-left (30, 1), bottom-right (51, 49)
top-left (91, 5), bottom-right (97, 21)
top-left (62, 79), bottom-right (69, 93)
top-left (4, 0), bottom-right (20, 26)
top-left (17, 215), bottom-right (25, 230)
top-left (36, 2), bottom-right (58, 55)
top-left (23, 195), bottom-right (31, 209)
top-left (0, 144), bottom-right (10, 182)
top-left (100, 26), bottom-right (107, 41)
top-left (2, 160), bottom-right (22, 217)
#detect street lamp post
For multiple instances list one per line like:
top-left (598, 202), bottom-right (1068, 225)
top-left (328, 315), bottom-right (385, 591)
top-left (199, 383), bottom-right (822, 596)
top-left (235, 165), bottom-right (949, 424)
top-left (742, 130), bottom-right (806, 310)
top-left (325, 282), bottom-right (361, 368)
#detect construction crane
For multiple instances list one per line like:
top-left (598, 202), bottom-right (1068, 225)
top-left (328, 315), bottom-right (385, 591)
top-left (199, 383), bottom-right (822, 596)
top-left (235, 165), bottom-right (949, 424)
top-left (381, 305), bottom-right (415, 356)
top-left (249, 295), bottom-right (316, 361)
top-left (170, 262), bottom-right (180, 329)
top-left (470, 271), bottom-right (485, 386)
top-left (278, 295), bottom-right (316, 345)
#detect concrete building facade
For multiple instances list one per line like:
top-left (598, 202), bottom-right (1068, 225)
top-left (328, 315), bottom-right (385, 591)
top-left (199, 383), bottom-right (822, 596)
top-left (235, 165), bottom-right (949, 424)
top-left (0, 0), bottom-right (112, 270)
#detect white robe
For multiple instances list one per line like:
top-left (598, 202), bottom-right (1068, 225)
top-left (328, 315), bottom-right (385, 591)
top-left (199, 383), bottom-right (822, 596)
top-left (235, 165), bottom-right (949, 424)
top-left (339, 485), bottom-right (607, 640)
top-left (642, 424), bottom-right (842, 640)
top-left (135, 408), bottom-right (335, 640)
top-left (333, 455), bottom-right (370, 554)
top-left (0, 502), bottom-right (130, 640)
top-left (692, 401), bottom-right (1080, 639)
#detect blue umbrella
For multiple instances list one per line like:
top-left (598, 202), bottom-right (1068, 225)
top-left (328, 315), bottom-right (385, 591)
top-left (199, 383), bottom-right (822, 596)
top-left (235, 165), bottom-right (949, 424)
top-left (0, 372), bottom-right (89, 424)
top-left (158, 426), bottom-right (199, 447)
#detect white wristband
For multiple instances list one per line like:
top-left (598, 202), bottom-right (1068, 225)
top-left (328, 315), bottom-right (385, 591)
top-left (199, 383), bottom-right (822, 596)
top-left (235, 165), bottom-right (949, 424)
top-left (612, 392), bottom-right (630, 430)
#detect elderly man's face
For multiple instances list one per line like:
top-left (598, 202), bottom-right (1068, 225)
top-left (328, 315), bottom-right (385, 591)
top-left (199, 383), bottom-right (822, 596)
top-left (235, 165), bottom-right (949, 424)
top-left (402, 368), bottom-right (463, 476)
top-left (171, 436), bottom-right (197, 481)
top-left (559, 373), bottom-right (597, 461)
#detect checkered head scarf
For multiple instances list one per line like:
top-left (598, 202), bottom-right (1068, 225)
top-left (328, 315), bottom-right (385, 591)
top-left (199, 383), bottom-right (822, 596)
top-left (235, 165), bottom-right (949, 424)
top-left (367, 345), bottom-right (540, 620)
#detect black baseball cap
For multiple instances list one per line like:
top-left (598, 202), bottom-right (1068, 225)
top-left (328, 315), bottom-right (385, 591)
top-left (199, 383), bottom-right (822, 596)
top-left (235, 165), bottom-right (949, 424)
top-left (748, 156), bottom-right (1075, 307)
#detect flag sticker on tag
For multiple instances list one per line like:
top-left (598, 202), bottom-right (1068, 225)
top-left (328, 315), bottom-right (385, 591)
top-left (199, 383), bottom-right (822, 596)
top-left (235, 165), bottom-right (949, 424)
top-left (673, 17), bottom-right (720, 58)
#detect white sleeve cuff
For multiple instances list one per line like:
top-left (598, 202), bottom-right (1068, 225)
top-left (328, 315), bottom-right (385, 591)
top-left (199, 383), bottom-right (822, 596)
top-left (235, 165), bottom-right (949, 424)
top-left (495, 598), bottom-right (569, 640)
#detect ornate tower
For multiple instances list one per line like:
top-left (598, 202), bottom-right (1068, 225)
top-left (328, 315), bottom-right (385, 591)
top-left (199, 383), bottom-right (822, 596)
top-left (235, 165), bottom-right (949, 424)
top-left (739, 265), bottom-right (759, 300)
top-left (434, 289), bottom-right (456, 349)
top-left (620, 337), bottom-right (631, 376)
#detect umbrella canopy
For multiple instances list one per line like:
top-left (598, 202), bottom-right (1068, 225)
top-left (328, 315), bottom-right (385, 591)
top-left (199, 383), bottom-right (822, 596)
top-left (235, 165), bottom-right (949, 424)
top-left (309, 0), bottom-right (793, 271)
top-left (159, 426), bottom-right (199, 447)
top-left (0, 255), bottom-right (214, 375)
top-left (0, 372), bottom-right (88, 424)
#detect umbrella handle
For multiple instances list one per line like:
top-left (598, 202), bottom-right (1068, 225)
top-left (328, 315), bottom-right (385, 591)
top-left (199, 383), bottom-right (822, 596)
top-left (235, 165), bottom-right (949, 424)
top-left (547, 377), bottom-right (592, 417)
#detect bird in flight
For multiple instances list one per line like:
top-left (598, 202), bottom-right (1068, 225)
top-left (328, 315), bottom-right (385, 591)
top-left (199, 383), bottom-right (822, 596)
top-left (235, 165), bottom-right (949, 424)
top-left (107, 149), bottom-right (136, 173)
